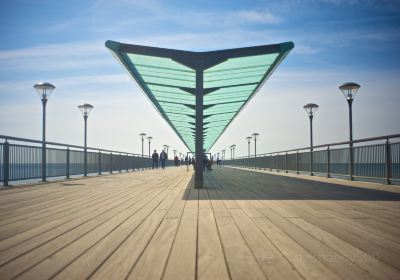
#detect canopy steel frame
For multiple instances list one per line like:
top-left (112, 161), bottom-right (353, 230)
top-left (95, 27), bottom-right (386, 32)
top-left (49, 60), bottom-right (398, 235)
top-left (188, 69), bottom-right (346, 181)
top-left (106, 40), bottom-right (294, 188)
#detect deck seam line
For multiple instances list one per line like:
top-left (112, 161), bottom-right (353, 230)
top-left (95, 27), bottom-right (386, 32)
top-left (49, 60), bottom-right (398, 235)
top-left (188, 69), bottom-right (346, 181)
top-left (50, 176), bottom-right (185, 280)
top-left (0, 180), bottom-right (156, 264)
top-left (219, 169), bottom-right (368, 279)
top-left (205, 173), bottom-right (232, 280)
top-left (159, 174), bottom-right (194, 280)
top-left (211, 171), bottom-right (271, 279)
top-left (214, 169), bottom-right (308, 280)
top-left (7, 176), bottom-right (172, 279)
top-left (122, 175), bottom-right (192, 280)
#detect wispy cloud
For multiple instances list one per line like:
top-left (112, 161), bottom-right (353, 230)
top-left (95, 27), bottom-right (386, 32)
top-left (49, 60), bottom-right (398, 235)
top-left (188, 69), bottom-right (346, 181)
top-left (0, 40), bottom-right (112, 73)
top-left (234, 10), bottom-right (283, 24)
top-left (0, 28), bottom-right (320, 77)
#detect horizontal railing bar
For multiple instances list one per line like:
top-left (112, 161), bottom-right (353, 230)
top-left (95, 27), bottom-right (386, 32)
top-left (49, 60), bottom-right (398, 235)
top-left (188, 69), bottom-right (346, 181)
top-left (230, 133), bottom-right (400, 159)
top-left (0, 135), bottom-right (149, 158)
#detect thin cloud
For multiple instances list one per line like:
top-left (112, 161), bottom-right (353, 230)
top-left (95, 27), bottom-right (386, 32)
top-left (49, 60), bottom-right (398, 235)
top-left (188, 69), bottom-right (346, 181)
top-left (234, 10), bottom-right (283, 24)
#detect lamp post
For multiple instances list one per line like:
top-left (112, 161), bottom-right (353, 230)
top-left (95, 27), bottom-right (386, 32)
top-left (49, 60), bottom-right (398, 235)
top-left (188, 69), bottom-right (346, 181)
top-left (173, 149), bottom-right (177, 157)
top-left (146, 136), bottom-right (153, 157)
top-left (303, 103), bottom-right (319, 176)
top-left (232, 144), bottom-right (236, 159)
top-left (78, 103), bottom-right (94, 177)
top-left (246, 136), bottom-right (252, 157)
top-left (252, 133), bottom-right (259, 157)
top-left (339, 82), bottom-right (361, 180)
top-left (139, 133), bottom-right (146, 157)
top-left (34, 82), bottom-right (55, 182)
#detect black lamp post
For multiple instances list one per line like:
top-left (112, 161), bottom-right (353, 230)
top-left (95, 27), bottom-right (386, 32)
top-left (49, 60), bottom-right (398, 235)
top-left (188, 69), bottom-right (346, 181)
top-left (147, 136), bottom-right (153, 157)
top-left (78, 103), bottom-right (94, 177)
top-left (246, 136), bottom-right (252, 157)
top-left (252, 133), bottom-right (259, 157)
top-left (34, 82), bottom-right (55, 182)
top-left (139, 133), bottom-right (146, 157)
top-left (303, 103), bottom-right (319, 176)
top-left (339, 82), bottom-right (361, 180)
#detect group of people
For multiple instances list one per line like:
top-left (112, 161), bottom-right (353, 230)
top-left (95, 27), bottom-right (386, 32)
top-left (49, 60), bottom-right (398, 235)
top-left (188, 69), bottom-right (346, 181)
top-left (151, 150), bottom-right (223, 171)
top-left (184, 155), bottom-right (223, 171)
top-left (151, 149), bottom-right (168, 169)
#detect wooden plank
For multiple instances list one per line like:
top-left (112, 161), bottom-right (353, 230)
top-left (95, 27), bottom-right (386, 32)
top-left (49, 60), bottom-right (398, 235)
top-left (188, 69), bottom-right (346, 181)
top-left (54, 176), bottom-right (189, 280)
top-left (252, 216), bottom-right (340, 280)
top-left (0, 180), bottom-right (154, 264)
top-left (127, 179), bottom-right (192, 280)
top-left (228, 208), bottom-right (303, 280)
top-left (290, 217), bottom-right (400, 280)
top-left (214, 169), bottom-right (367, 280)
top-left (197, 191), bottom-right (230, 280)
top-left (217, 168), bottom-right (400, 276)
top-left (54, 209), bottom-right (167, 280)
top-left (0, 180), bottom-right (168, 279)
top-left (0, 171), bottom-right (174, 240)
top-left (162, 188), bottom-right (198, 280)
top-left (214, 216), bottom-right (265, 280)
top-left (14, 187), bottom-right (173, 280)
top-left (90, 173), bottom-right (193, 280)
top-left (127, 218), bottom-right (180, 280)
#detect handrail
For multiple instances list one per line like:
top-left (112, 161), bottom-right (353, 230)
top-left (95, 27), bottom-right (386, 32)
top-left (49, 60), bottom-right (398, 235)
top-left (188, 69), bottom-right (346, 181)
top-left (0, 134), bottom-right (148, 158)
top-left (229, 133), bottom-right (400, 159)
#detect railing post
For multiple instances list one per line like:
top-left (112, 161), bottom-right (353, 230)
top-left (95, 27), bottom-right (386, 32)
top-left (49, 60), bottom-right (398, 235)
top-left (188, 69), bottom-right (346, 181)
top-left (269, 154), bottom-right (272, 171)
top-left (119, 153), bottom-right (122, 173)
top-left (296, 150), bottom-right (299, 174)
top-left (349, 143), bottom-right (354, 181)
top-left (98, 151), bottom-right (102, 175)
top-left (327, 146), bottom-right (331, 178)
top-left (3, 140), bottom-right (9, 186)
top-left (66, 147), bottom-right (70, 179)
top-left (276, 153), bottom-right (280, 172)
top-left (110, 152), bottom-right (113, 174)
top-left (285, 152), bottom-right (288, 173)
top-left (385, 139), bottom-right (392, 185)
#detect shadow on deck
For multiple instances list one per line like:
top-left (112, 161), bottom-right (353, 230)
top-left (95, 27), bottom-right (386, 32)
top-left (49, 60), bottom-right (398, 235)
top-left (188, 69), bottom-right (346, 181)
top-left (0, 166), bottom-right (399, 280)
top-left (192, 167), bottom-right (400, 201)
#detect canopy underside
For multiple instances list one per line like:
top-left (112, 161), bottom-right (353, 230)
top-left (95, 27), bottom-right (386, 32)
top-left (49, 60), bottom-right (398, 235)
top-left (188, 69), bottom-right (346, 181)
top-left (106, 40), bottom-right (294, 152)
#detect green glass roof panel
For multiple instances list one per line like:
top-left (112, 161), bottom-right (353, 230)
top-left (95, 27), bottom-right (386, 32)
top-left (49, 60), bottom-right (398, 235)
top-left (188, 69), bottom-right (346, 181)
top-left (126, 54), bottom-right (195, 73)
top-left (106, 40), bottom-right (293, 152)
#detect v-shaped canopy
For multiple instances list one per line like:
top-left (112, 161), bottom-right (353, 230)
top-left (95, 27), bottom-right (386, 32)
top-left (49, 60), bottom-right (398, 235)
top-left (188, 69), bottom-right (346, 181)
top-left (106, 40), bottom-right (293, 152)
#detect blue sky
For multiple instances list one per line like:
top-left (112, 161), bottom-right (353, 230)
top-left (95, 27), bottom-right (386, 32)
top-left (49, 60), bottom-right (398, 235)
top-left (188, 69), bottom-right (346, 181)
top-left (0, 0), bottom-right (399, 156)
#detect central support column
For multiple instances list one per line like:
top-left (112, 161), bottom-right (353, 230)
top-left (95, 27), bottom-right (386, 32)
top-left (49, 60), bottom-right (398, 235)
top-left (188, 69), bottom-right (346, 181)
top-left (195, 62), bottom-right (204, 189)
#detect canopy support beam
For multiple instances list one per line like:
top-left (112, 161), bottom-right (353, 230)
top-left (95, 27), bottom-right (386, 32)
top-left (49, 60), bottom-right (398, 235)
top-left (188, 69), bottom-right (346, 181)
top-left (195, 62), bottom-right (204, 188)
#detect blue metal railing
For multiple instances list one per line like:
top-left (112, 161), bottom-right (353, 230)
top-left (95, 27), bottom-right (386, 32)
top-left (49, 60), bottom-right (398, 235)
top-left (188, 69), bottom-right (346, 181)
top-left (0, 135), bottom-right (174, 186)
top-left (223, 134), bottom-right (400, 184)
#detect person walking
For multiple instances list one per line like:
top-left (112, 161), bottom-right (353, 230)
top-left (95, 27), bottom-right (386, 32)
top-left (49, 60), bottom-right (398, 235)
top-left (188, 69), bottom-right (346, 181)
top-left (160, 149), bottom-right (168, 169)
top-left (152, 150), bottom-right (159, 169)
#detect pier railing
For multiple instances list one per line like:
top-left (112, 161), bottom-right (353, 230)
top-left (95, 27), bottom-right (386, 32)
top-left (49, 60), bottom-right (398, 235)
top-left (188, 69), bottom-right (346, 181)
top-left (224, 134), bottom-right (400, 184)
top-left (0, 135), bottom-right (174, 186)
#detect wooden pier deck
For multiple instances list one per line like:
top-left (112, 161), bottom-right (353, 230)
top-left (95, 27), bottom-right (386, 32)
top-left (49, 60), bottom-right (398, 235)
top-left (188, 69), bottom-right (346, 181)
top-left (0, 167), bottom-right (399, 280)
